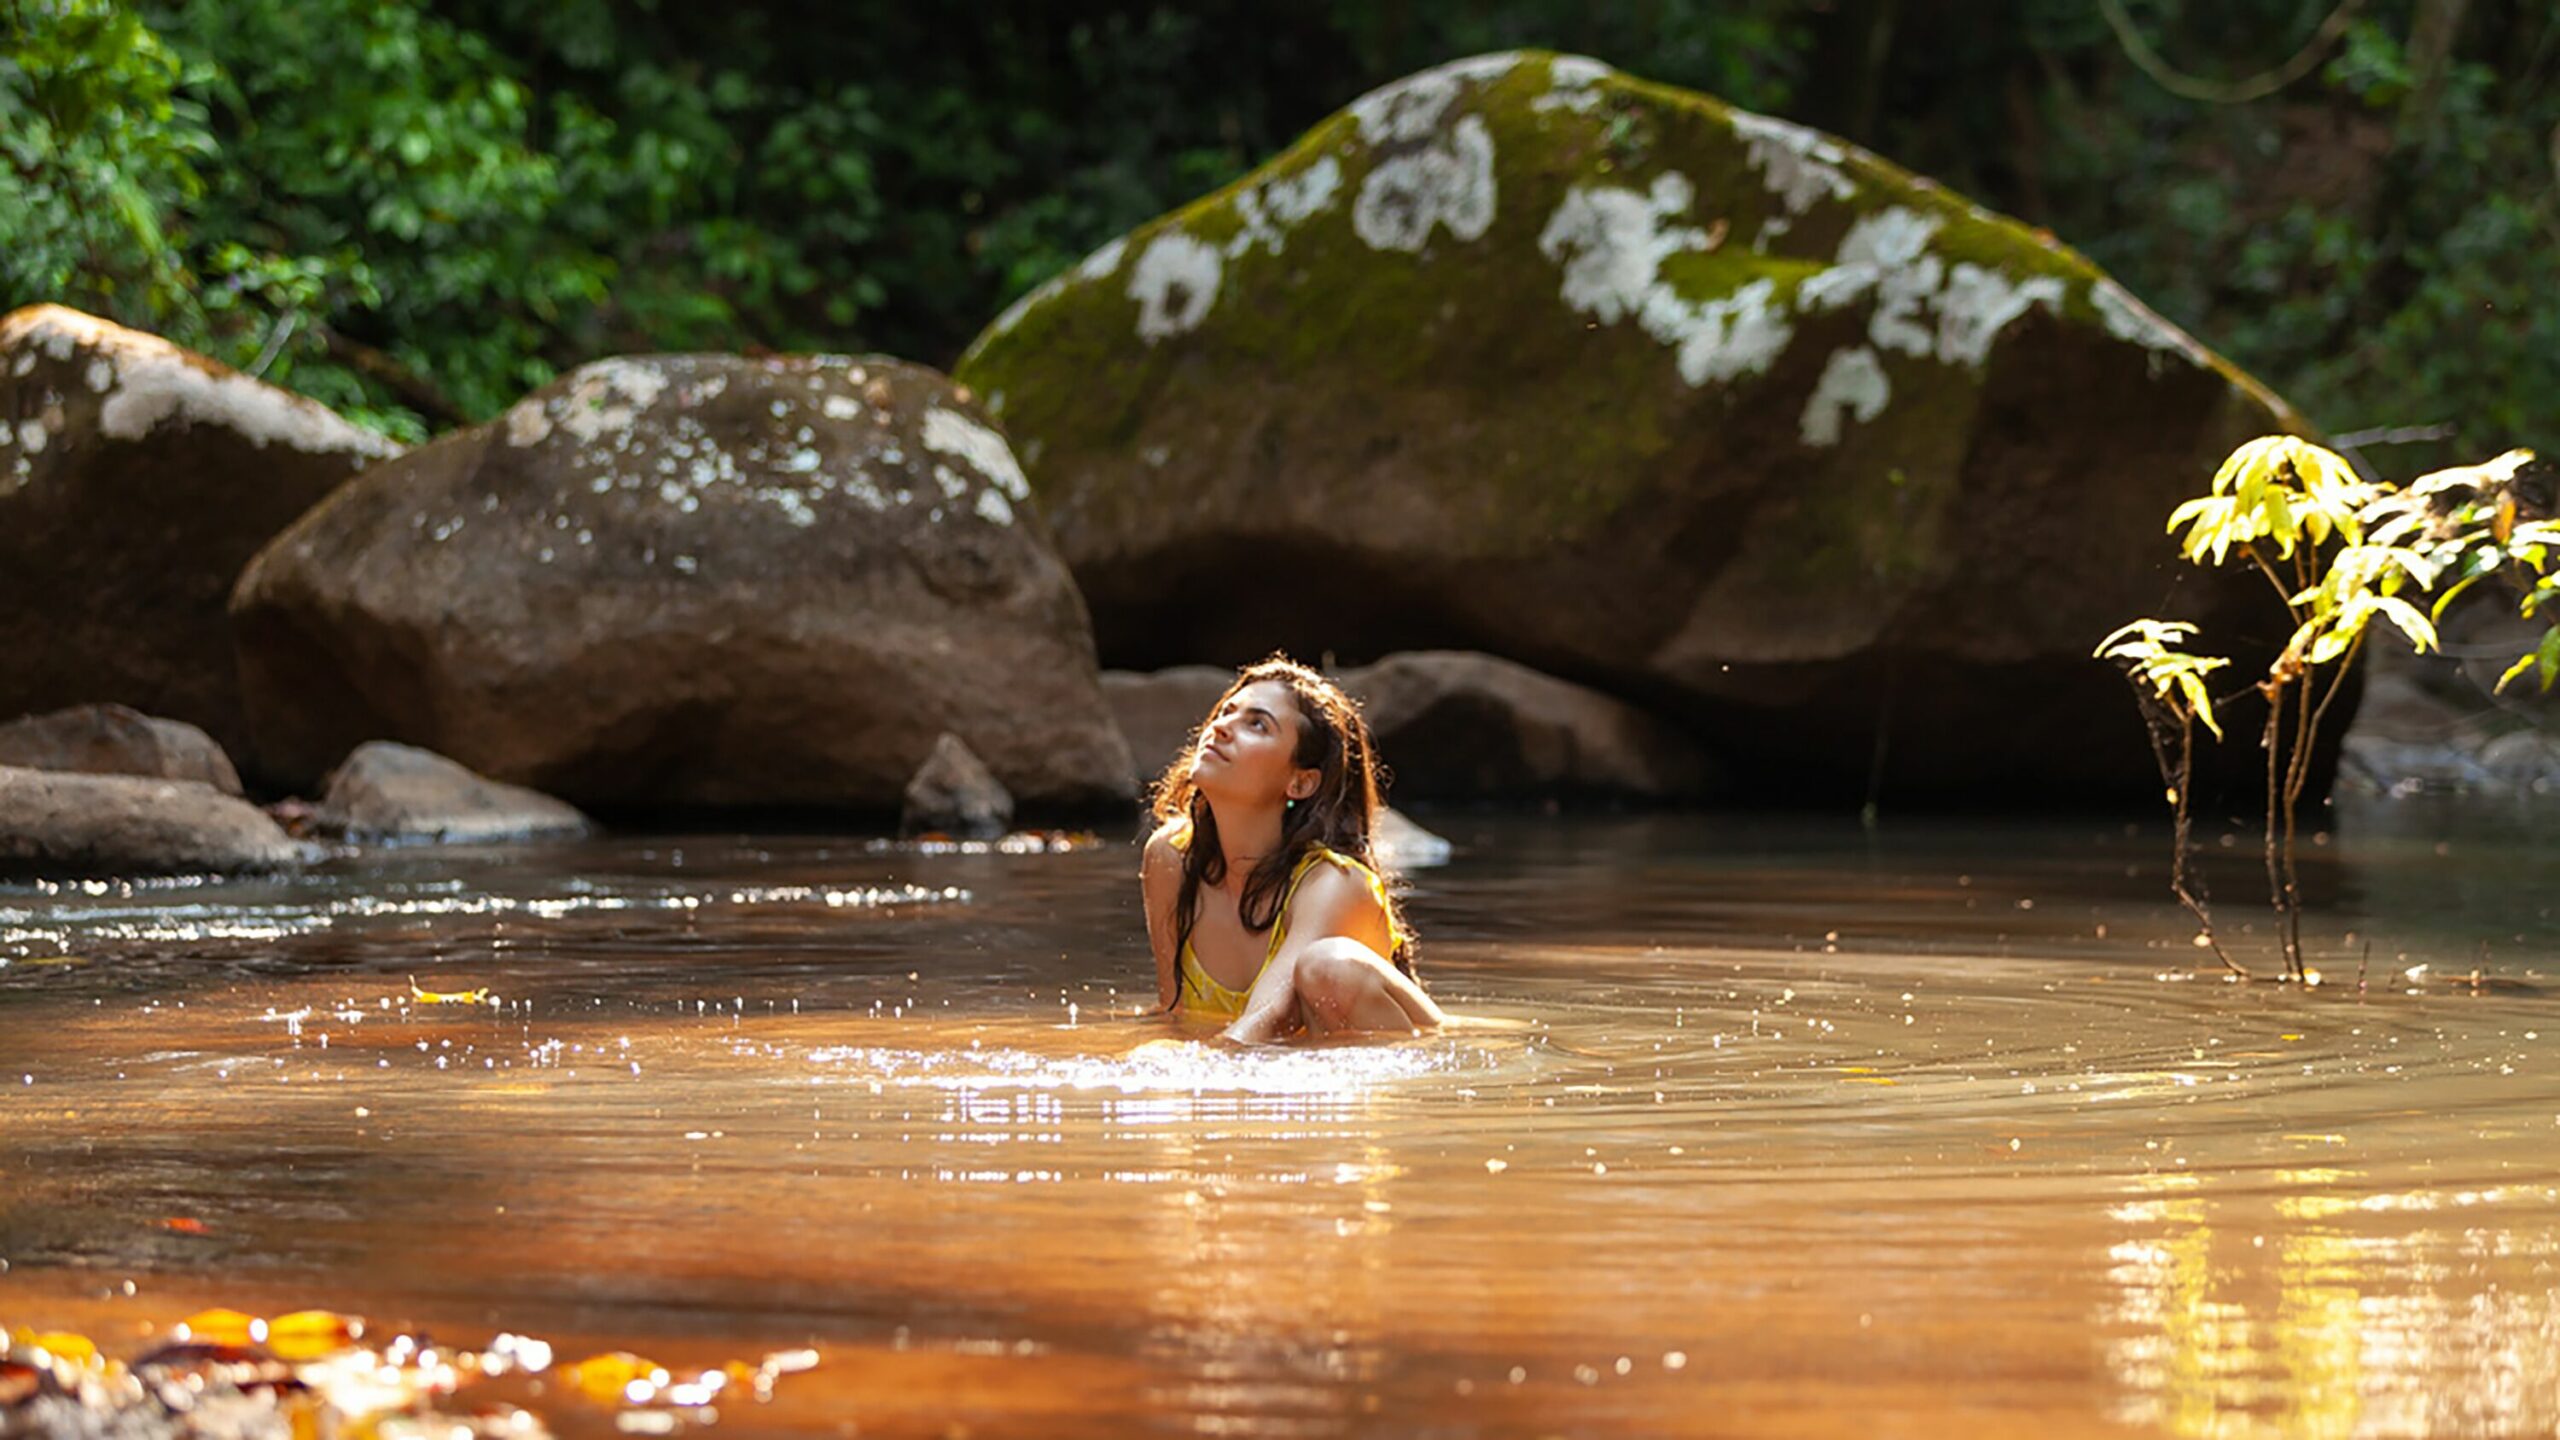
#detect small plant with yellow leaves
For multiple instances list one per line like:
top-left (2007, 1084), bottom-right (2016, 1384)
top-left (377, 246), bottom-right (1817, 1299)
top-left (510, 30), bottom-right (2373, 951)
top-left (2109, 437), bottom-right (2559, 980)
top-left (2104, 436), bottom-right (2453, 980)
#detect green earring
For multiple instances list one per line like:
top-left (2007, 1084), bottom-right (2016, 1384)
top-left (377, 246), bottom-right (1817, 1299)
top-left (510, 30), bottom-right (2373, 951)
top-left (1285, 797), bottom-right (1297, 811)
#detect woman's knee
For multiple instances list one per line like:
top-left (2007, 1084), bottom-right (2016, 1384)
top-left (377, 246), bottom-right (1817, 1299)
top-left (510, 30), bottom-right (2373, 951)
top-left (1293, 937), bottom-right (1390, 1016)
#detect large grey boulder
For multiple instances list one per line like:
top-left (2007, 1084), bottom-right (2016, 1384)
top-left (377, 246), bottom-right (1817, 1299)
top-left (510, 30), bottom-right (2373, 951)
top-left (956, 52), bottom-right (2311, 805)
top-left (0, 764), bottom-right (304, 876)
top-left (231, 353), bottom-right (1134, 813)
top-left (0, 305), bottom-right (397, 758)
top-left (0, 703), bottom-right (244, 795)
top-left (1336, 651), bottom-right (1715, 801)
top-left (316, 741), bottom-right (592, 843)
top-left (1101, 653), bottom-right (1713, 801)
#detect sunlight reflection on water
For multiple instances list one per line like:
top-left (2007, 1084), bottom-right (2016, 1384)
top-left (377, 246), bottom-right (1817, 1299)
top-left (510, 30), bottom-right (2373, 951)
top-left (1, 809), bottom-right (2556, 1437)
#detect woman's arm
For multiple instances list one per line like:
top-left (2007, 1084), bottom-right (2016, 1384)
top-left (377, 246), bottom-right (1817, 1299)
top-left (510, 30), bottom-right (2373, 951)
top-left (1139, 826), bottom-right (1182, 1013)
top-left (1219, 865), bottom-right (1393, 1044)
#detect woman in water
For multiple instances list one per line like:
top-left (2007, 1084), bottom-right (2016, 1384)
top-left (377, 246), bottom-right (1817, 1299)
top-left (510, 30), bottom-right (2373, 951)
top-left (1141, 656), bottom-right (1445, 1044)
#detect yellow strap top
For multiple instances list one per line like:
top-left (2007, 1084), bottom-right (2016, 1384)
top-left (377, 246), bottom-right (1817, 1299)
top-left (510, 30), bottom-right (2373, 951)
top-left (1166, 825), bottom-right (1401, 1019)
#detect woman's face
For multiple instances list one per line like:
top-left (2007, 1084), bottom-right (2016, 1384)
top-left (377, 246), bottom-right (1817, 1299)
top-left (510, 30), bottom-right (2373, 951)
top-left (1190, 679), bottom-right (1315, 807)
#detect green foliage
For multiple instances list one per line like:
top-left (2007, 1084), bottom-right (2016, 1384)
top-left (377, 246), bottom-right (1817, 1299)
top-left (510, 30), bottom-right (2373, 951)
top-left (1864, 0), bottom-right (2560, 467)
top-left (2093, 620), bottom-right (2231, 738)
top-left (2109, 432), bottom-right (2556, 979)
top-left (0, 0), bottom-right (210, 325)
top-left (6, 0), bottom-right (2555, 458)
top-left (2, 2), bottom-right (1808, 438)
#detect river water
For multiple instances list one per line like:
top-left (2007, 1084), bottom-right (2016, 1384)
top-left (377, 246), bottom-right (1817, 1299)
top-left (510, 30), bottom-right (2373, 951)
top-left (1, 803), bottom-right (2555, 1437)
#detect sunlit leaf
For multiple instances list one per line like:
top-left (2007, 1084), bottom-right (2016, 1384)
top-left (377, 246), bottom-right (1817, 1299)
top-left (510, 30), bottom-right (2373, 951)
top-left (2429, 570), bottom-right (2487, 622)
top-left (2372, 595), bottom-right (2438, 651)
top-left (564, 1350), bottom-right (670, 1406)
top-left (177, 1309), bottom-right (259, 1346)
top-left (266, 1310), bottom-right (364, 1362)
top-left (2497, 651), bottom-right (2539, 694)
top-left (7, 1330), bottom-right (99, 1370)
top-left (408, 977), bottom-right (493, 1005)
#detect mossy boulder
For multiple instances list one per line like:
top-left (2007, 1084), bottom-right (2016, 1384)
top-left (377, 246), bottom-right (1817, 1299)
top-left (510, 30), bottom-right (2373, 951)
top-left (957, 52), bottom-right (2314, 804)
top-left (0, 305), bottom-right (398, 759)
top-left (232, 353), bottom-right (1132, 813)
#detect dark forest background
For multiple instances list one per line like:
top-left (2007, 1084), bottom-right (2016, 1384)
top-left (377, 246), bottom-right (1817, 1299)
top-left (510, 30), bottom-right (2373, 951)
top-left (5, 0), bottom-right (2552, 466)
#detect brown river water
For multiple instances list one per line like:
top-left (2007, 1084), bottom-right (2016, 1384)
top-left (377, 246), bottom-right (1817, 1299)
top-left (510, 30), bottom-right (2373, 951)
top-left (2, 803), bottom-right (2556, 1437)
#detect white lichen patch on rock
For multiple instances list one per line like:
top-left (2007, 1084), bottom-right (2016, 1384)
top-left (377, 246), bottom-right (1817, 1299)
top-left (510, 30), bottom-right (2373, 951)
top-left (1790, 206), bottom-right (2067, 384)
top-left (1128, 231), bottom-right (1224, 342)
top-left (1728, 111), bottom-right (1857, 217)
top-left (551, 358), bottom-right (671, 445)
top-left (920, 407), bottom-right (1031, 512)
top-left (455, 356), bottom-right (1045, 557)
top-left (1800, 345), bottom-right (1891, 446)
top-left (1227, 157), bottom-right (1346, 259)
top-left (1354, 116), bottom-right (1498, 253)
top-left (1540, 172), bottom-right (1794, 387)
top-left (2089, 277), bottom-right (2207, 365)
top-left (1263, 156), bottom-right (1342, 226)
top-left (0, 304), bottom-right (399, 459)
top-left (503, 398), bottom-right (553, 447)
top-left (1348, 53), bottom-right (1521, 144)
top-left (981, 236), bottom-right (1130, 344)
top-left (1533, 54), bottom-right (1614, 113)
top-left (16, 419), bottom-right (47, 454)
top-left (1937, 263), bottom-right (2066, 367)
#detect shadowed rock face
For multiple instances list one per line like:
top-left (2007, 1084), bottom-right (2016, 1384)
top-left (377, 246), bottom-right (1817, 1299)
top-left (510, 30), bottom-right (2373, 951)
top-left (0, 306), bottom-right (398, 758)
top-left (1102, 654), bottom-right (1715, 803)
top-left (958, 52), bottom-right (2318, 806)
top-left (231, 353), bottom-right (1133, 813)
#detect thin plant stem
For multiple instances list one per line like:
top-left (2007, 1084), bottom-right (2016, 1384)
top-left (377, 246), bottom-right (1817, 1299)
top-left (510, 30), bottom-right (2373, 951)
top-left (2172, 711), bottom-right (2248, 978)
top-left (2260, 679), bottom-right (2294, 976)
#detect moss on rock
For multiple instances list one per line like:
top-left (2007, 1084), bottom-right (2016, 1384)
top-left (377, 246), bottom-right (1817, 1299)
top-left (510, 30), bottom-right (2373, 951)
top-left (958, 52), bottom-right (2314, 804)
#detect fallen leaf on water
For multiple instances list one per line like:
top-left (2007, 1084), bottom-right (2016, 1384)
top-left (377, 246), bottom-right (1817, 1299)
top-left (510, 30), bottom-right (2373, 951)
top-left (176, 1308), bottom-right (260, 1346)
top-left (7, 1328), bottom-right (100, 1373)
top-left (160, 1216), bottom-right (211, 1236)
top-left (267, 1309), bottom-right (363, 1361)
top-left (563, 1351), bottom-right (669, 1406)
top-left (409, 977), bottom-right (493, 1005)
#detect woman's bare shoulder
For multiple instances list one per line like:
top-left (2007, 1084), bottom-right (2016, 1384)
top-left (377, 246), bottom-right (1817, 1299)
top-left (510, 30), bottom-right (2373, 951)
top-left (1141, 817), bottom-right (1189, 875)
top-left (1285, 854), bottom-right (1391, 938)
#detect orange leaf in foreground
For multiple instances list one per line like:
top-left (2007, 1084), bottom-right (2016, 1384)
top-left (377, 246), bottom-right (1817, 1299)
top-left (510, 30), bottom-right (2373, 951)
top-left (176, 1308), bottom-right (260, 1346)
top-left (562, 1350), bottom-right (669, 1406)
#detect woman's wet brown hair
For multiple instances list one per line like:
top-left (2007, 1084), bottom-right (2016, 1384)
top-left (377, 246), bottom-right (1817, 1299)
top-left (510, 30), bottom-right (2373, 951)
top-left (1148, 655), bottom-right (1415, 1001)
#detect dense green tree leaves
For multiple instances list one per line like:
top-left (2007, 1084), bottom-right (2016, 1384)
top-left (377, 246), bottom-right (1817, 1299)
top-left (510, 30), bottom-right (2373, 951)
top-left (3, 0), bottom-right (2551, 458)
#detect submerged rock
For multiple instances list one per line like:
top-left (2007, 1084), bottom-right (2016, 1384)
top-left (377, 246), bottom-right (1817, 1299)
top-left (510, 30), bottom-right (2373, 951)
top-left (1337, 651), bottom-right (1714, 801)
top-left (901, 732), bottom-right (1015, 838)
top-left (0, 764), bottom-right (305, 876)
top-left (0, 703), bottom-right (244, 795)
top-left (958, 52), bottom-right (2309, 805)
top-left (0, 305), bottom-right (398, 759)
top-left (231, 354), bottom-right (1134, 812)
top-left (316, 741), bottom-right (593, 843)
top-left (1374, 807), bottom-right (1452, 869)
